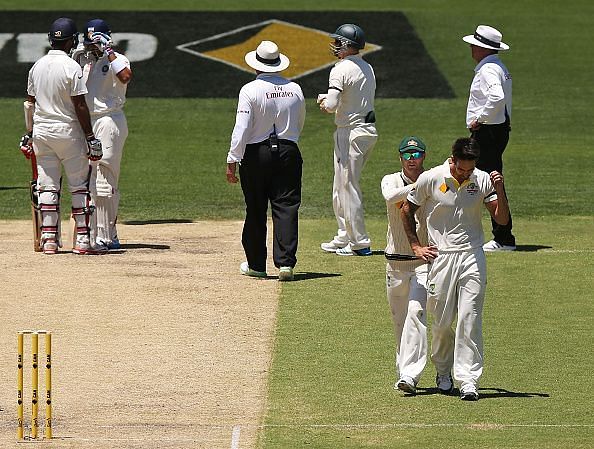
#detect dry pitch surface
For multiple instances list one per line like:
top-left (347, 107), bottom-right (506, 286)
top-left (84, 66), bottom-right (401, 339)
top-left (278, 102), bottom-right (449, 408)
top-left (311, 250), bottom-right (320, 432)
top-left (0, 220), bottom-right (279, 448)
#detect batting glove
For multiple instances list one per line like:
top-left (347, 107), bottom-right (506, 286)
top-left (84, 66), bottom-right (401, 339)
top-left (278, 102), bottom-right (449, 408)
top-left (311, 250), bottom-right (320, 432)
top-left (86, 137), bottom-right (103, 161)
top-left (92, 32), bottom-right (114, 56)
top-left (19, 132), bottom-right (33, 159)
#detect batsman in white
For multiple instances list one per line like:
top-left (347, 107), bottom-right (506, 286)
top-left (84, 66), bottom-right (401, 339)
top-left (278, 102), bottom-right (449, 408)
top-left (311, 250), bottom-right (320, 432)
top-left (20, 17), bottom-right (103, 255)
top-left (318, 23), bottom-right (377, 257)
top-left (74, 18), bottom-right (132, 249)
top-left (381, 136), bottom-right (431, 396)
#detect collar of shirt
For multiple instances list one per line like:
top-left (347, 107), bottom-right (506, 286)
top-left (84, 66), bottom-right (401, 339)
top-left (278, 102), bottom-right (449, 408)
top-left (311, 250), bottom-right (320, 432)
top-left (441, 159), bottom-right (478, 190)
top-left (256, 73), bottom-right (284, 81)
top-left (48, 49), bottom-right (68, 56)
top-left (474, 53), bottom-right (501, 72)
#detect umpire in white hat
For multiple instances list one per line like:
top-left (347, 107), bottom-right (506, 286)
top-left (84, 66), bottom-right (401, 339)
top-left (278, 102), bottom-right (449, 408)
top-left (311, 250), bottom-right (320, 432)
top-left (463, 25), bottom-right (516, 252)
top-left (226, 41), bottom-right (306, 281)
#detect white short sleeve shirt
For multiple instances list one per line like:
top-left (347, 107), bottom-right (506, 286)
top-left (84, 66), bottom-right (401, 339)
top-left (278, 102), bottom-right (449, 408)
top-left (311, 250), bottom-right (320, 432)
top-left (407, 160), bottom-right (497, 251)
top-left (27, 50), bottom-right (88, 125)
top-left (328, 55), bottom-right (376, 127)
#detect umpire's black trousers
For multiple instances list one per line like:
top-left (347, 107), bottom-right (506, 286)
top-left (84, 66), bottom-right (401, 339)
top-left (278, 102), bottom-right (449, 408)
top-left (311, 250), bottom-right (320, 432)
top-left (473, 121), bottom-right (516, 246)
top-left (239, 139), bottom-right (302, 272)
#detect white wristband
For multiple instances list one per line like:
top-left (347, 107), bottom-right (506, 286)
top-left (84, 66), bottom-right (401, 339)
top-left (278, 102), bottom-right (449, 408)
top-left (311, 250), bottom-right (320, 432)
top-left (110, 56), bottom-right (127, 75)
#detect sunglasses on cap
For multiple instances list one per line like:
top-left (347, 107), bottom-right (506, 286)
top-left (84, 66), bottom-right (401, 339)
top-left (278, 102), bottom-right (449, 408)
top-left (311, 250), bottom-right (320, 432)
top-left (401, 151), bottom-right (424, 160)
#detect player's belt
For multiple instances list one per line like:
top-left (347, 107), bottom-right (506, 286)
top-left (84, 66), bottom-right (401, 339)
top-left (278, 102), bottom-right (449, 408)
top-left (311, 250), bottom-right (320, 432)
top-left (384, 252), bottom-right (420, 261)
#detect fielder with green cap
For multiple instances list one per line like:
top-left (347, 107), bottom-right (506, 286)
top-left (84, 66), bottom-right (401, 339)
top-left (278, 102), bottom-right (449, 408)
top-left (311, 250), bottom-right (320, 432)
top-left (381, 136), bottom-right (431, 395)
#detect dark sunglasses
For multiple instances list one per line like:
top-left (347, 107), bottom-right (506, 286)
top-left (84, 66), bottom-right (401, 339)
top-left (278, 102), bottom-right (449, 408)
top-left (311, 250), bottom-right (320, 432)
top-left (401, 151), bottom-right (424, 160)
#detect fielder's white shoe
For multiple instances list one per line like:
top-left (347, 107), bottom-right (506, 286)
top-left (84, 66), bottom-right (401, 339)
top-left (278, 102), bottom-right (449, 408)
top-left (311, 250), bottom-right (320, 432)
top-left (483, 240), bottom-right (516, 252)
top-left (320, 241), bottom-right (347, 253)
top-left (336, 244), bottom-right (372, 256)
top-left (396, 376), bottom-right (416, 394)
top-left (278, 266), bottom-right (294, 282)
top-left (460, 384), bottom-right (479, 401)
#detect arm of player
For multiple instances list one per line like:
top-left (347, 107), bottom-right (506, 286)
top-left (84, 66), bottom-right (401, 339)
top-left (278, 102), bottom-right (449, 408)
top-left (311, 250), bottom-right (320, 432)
top-left (317, 88), bottom-right (340, 113)
top-left (401, 200), bottom-right (438, 262)
top-left (484, 171), bottom-right (510, 225)
top-left (92, 32), bottom-right (132, 84)
top-left (226, 162), bottom-right (238, 184)
top-left (381, 175), bottom-right (414, 205)
top-left (475, 66), bottom-right (505, 125)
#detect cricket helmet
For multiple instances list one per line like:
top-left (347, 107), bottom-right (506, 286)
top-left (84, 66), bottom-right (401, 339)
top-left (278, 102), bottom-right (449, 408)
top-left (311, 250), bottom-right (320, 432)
top-left (330, 23), bottom-right (366, 50)
top-left (83, 18), bottom-right (111, 45)
top-left (48, 17), bottom-right (79, 47)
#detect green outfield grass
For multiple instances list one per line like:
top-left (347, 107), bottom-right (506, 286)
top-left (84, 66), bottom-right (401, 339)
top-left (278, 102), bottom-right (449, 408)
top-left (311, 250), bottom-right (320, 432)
top-left (1, 1), bottom-right (593, 448)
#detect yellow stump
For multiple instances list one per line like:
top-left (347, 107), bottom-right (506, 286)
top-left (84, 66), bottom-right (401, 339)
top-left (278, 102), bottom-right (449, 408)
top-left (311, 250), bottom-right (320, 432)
top-left (44, 332), bottom-right (52, 439)
top-left (17, 332), bottom-right (24, 440)
top-left (31, 332), bottom-right (38, 439)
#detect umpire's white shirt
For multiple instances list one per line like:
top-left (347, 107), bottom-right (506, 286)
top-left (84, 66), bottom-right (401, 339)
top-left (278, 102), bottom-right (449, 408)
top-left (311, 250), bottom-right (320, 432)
top-left (329, 55), bottom-right (376, 128)
top-left (227, 74), bottom-right (305, 163)
top-left (466, 54), bottom-right (512, 126)
top-left (81, 52), bottom-right (130, 117)
top-left (27, 50), bottom-right (87, 124)
top-left (408, 161), bottom-right (497, 251)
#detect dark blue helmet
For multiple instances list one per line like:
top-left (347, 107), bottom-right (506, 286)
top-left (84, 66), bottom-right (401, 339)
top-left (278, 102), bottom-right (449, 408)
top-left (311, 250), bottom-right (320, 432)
top-left (330, 23), bottom-right (366, 49)
top-left (48, 17), bottom-right (78, 46)
top-left (83, 19), bottom-right (111, 45)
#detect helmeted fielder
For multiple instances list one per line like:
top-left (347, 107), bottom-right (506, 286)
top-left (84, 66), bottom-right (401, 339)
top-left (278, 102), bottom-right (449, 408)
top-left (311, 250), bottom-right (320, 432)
top-left (74, 18), bottom-right (132, 249)
top-left (318, 23), bottom-right (377, 256)
top-left (21, 17), bottom-right (103, 255)
top-left (381, 136), bottom-right (430, 395)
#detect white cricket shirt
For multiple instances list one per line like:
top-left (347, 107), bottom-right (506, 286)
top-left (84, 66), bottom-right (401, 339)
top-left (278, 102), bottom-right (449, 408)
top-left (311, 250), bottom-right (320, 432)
top-left (382, 171), bottom-right (429, 269)
top-left (328, 54), bottom-right (376, 128)
top-left (407, 160), bottom-right (497, 251)
top-left (227, 74), bottom-right (305, 163)
top-left (466, 54), bottom-right (512, 127)
top-left (80, 52), bottom-right (130, 117)
top-left (27, 50), bottom-right (87, 124)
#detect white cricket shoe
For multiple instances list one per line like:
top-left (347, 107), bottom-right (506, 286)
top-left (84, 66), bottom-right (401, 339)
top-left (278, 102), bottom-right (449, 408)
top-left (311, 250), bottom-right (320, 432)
top-left (460, 384), bottom-right (479, 401)
top-left (74, 235), bottom-right (108, 255)
top-left (320, 241), bottom-right (347, 253)
top-left (483, 240), bottom-right (516, 252)
top-left (239, 262), bottom-right (267, 278)
top-left (41, 233), bottom-right (58, 255)
top-left (396, 376), bottom-right (416, 394)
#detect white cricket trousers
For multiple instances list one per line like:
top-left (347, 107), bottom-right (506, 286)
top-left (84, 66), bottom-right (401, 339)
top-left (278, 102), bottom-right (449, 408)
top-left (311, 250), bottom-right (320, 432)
top-left (91, 112), bottom-right (128, 241)
top-left (386, 264), bottom-right (428, 383)
top-left (330, 123), bottom-right (377, 250)
top-left (428, 249), bottom-right (487, 390)
top-left (33, 122), bottom-right (90, 230)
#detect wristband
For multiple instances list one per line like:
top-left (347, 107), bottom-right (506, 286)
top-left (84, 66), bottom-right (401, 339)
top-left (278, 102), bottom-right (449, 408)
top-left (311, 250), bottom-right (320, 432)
top-left (110, 56), bottom-right (127, 75)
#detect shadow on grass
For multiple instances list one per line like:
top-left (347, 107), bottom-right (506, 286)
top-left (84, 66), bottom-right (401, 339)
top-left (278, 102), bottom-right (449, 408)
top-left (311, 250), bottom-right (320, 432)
top-left (262, 272), bottom-right (342, 281)
top-left (514, 244), bottom-right (553, 252)
top-left (119, 243), bottom-right (170, 250)
top-left (0, 186), bottom-right (27, 191)
top-left (123, 219), bottom-right (193, 225)
top-left (412, 386), bottom-right (549, 398)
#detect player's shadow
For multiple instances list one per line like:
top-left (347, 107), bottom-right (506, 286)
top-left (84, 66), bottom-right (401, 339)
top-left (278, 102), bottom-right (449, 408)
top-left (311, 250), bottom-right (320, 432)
top-left (119, 243), bottom-right (170, 250)
top-left (266, 272), bottom-right (341, 281)
top-left (122, 219), bottom-right (193, 225)
top-left (413, 386), bottom-right (549, 398)
top-left (0, 186), bottom-right (27, 191)
top-left (514, 245), bottom-right (552, 252)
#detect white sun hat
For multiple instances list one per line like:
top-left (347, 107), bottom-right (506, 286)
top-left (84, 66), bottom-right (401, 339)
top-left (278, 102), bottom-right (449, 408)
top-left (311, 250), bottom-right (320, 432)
top-left (463, 25), bottom-right (509, 51)
top-left (244, 40), bottom-right (290, 73)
